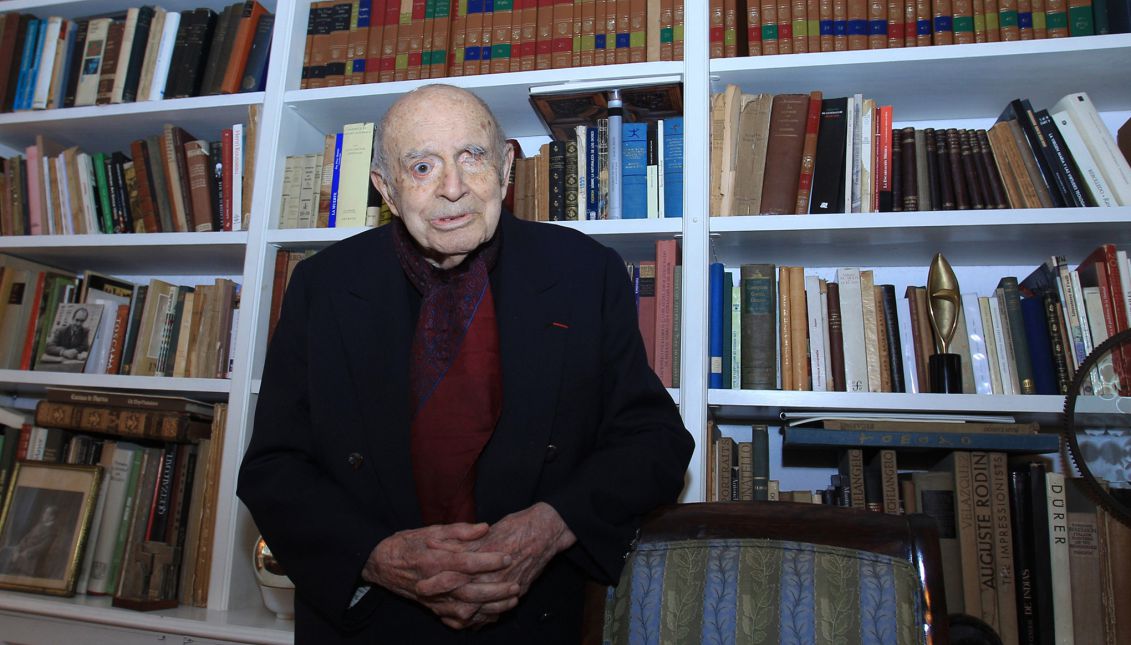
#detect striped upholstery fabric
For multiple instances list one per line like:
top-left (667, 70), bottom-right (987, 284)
top-left (601, 538), bottom-right (927, 645)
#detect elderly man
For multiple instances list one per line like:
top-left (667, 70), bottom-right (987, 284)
top-left (238, 84), bottom-right (692, 644)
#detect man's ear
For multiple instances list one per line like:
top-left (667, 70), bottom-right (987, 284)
top-left (371, 170), bottom-right (398, 216)
top-left (499, 141), bottom-right (515, 191)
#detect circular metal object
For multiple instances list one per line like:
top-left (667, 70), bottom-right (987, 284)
top-left (1062, 327), bottom-right (1131, 527)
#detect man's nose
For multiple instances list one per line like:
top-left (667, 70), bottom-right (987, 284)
top-left (437, 163), bottom-right (469, 200)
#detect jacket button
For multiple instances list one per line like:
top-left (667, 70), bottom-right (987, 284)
top-left (347, 453), bottom-right (364, 469)
top-left (544, 444), bottom-right (558, 463)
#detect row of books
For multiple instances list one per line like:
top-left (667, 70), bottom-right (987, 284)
top-left (0, 109), bottom-right (259, 236)
top-left (277, 121), bottom-right (391, 230)
top-left (301, 0), bottom-right (684, 88)
top-left (512, 117), bottom-right (684, 222)
top-left (629, 239), bottom-right (682, 387)
top-left (709, 87), bottom-right (1131, 216)
top-left (709, 0), bottom-right (1131, 58)
top-left (0, 255), bottom-right (240, 379)
top-left (707, 421), bottom-right (1131, 643)
top-left (0, 391), bottom-right (227, 608)
top-left (709, 243), bottom-right (1130, 395)
top-left (0, 2), bottom-right (273, 113)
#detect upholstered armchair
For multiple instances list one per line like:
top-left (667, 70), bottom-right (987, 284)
top-left (583, 502), bottom-right (949, 645)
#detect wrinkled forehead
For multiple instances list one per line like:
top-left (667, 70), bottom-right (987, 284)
top-left (387, 92), bottom-right (497, 148)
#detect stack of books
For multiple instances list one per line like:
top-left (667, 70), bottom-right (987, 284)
top-left (0, 2), bottom-right (274, 113)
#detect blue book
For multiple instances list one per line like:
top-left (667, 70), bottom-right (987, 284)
top-left (328, 132), bottom-right (344, 227)
top-left (586, 126), bottom-right (599, 219)
top-left (22, 18), bottom-right (48, 111)
top-left (621, 122), bottom-right (648, 219)
top-left (709, 262), bottom-right (725, 388)
top-left (662, 117), bottom-right (683, 217)
top-left (14, 19), bottom-right (41, 111)
top-left (1019, 295), bottom-right (1058, 395)
top-left (782, 426), bottom-right (1061, 453)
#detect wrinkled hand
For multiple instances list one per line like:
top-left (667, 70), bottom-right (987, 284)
top-left (362, 523), bottom-right (520, 630)
top-left (428, 503), bottom-right (576, 620)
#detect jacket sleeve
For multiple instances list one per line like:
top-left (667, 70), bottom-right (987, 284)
top-left (237, 260), bottom-right (392, 630)
top-left (540, 245), bottom-right (694, 584)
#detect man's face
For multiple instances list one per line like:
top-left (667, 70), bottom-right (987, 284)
top-left (372, 89), bottom-right (514, 270)
top-left (72, 310), bottom-right (88, 327)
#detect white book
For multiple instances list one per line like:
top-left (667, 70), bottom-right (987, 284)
top-left (978, 296), bottom-right (1004, 395)
top-left (1082, 285), bottom-right (1115, 396)
top-left (41, 155), bottom-right (55, 235)
top-left (731, 283), bottom-right (741, 389)
top-left (231, 123), bottom-right (244, 231)
top-left (47, 20), bottom-right (75, 109)
top-left (859, 270), bottom-right (880, 392)
top-left (804, 274), bottom-right (827, 392)
top-left (74, 18), bottom-right (111, 107)
top-left (110, 8), bottom-right (139, 104)
top-left (335, 122), bottom-right (375, 228)
top-left (1045, 471), bottom-right (1074, 645)
top-left (837, 267), bottom-right (868, 392)
top-left (227, 307), bottom-right (239, 378)
top-left (819, 278), bottom-right (833, 390)
top-left (897, 294), bottom-right (919, 393)
top-left (136, 7), bottom-right (167, 103)
top-left (297, 153), bottom-right (321, 228)
top-left (1070, 270), bottom-right (1094, 357)
top-left (54, 154), bottom-right (73, 235)
top-left (75, 441), bottom-right (117, 592)
top-left (82, 301), bottom-right (114, 375)
top-left (859, 99), bottom-right (874, 213)
top-left (1051, 109), bottom-right (1116, 207)
top-left (85, 443), bottom-right (138, 594)
top-left (962, 293), bottom-right (993, 395)
top-left (31, 17), bottom-right (63, 110)
top-left (843, 95), bottom-right (857, 214)
top-left (988, 295), bottom-right (1017, 395)
top-left (1052, 92), bottom-right (1131, 206)
top-left (850, 94), bottom-right (864, 213)
top-left (148, 11), bottom-right (180, 101)
top-left (1118, 249), bottom-right (1131, 329)
top-left (279, 156), bottom-right (301, 229)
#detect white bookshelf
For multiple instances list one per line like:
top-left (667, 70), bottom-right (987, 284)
top-left (0, 0), bottom-right (1128, 641)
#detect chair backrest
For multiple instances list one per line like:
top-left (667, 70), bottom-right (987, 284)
top-left (583, 501), bottom-right (949, 645)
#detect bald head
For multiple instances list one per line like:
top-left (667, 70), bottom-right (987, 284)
top-left (372, 85), bottom-right (509, 179)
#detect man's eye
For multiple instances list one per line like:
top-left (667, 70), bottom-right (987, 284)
top-left (412, 162), bottom-right (432, 175)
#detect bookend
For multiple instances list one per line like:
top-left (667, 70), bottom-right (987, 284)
top-left (111, 542), bottom-right (180, 611)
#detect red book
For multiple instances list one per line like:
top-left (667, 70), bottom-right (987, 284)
top-left (220, 0), bottom-right (268, 94)
top-left (221, 128), bottom-right (234, 231)
top-left (654, 240), bottom-right (679, 387)
top-left (364, 0), bottom-right (386, 82)
top-left (1078, 244), bottom-right (1130, 394)
top-left (794, 90), bottom-right (823, 214)
top-left (105, 303), bottom-right (130, 374)
top-left (18, 272), bottom-right (48, 370)
top-left (380, 0), bottom-right (400, 81)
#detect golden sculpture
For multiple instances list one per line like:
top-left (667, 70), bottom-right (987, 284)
top-left (927, 252), bottom-right (961, 354)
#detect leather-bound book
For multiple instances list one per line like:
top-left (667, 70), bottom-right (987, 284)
top-left (200, 3), bottom-right (240, 96)
top-left (958, 129), bottom-right (985, 209)
top-left (794, 90), bottom-right (823, 213)
top-left (96, 21), bottom-right (126, 105)
top-left (946, 129), bottom-right (969, 210)
top-left (826, 281), bottom-right (846, 391)
top-left (167, 8), bottom-right (217, 98)
top-left (899, 126), bottom-right (918, 211)
top-left (758, 93), bottom-right (810, 214)
top-left (933, 128), bottom-right (956, 209)
top-left (879, 284), bottom-right (905, 393)
top-left (547, 140), bottom-right (566, 221)
top-left (128, 139), bottom-right (162, 233)
top-left (924, 128), bottom-right (941, 210)
top-left (976, 129), bottom-right (1009, 208)
top-left (220, 0), bottom-right (268, 93)
top-left (740, 264), bottom-right (778, 390)
top-left (890, 132), bottom-right (902, 211)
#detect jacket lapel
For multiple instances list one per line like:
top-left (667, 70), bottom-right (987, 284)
top-left (329, 231), bottom-right (422, 528)
top-left (478, 216), bottom-right (570, 521)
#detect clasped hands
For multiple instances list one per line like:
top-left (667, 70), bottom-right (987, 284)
top-left (361, 502), bottom-right (576, 630)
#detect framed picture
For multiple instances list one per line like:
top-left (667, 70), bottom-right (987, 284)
top-left (33, 303), bottom-right (105, 373)
top-left (0, 462), bottom-right (102, 595)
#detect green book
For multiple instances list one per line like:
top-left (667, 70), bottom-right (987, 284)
top-left (105, 447), bottom-right (144, 595)
top-left (91, 151), bottom-right (113, 234)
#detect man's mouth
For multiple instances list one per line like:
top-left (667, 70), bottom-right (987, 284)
top-left (432, 213), bottom-right (473, 228)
